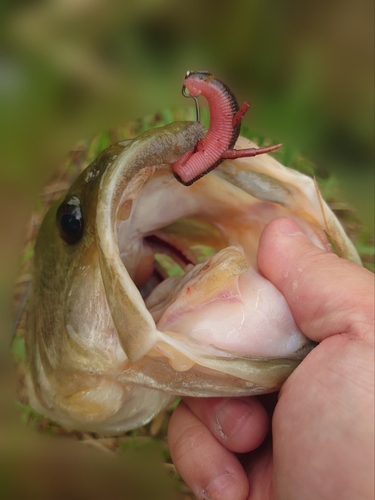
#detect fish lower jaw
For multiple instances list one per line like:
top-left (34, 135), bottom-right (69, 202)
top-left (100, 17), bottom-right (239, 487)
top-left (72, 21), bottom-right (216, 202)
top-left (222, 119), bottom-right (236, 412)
top-left (141, 247), bottom-right (310, 364)
top-left (117, 225), bottom-right (312, 368)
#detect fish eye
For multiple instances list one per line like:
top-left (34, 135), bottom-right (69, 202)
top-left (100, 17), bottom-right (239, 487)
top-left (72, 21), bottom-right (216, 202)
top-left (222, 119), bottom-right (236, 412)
top-left (56, 196), bottom-right (84, 244)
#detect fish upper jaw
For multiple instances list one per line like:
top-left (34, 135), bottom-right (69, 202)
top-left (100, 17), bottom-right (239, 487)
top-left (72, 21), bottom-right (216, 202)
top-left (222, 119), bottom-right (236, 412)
top-left (96, 122), bottom-right (207, 362)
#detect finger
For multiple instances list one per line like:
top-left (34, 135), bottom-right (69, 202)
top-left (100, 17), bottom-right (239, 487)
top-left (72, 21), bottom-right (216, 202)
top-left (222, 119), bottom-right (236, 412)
top-left (183, 396), bottom-right (269, 453)
top-left (168, 401), bottom-right (249, 500)
top-left (243, 438), bottom-right (274, 499)
top-left (257, 217), bottom-right (374, 344)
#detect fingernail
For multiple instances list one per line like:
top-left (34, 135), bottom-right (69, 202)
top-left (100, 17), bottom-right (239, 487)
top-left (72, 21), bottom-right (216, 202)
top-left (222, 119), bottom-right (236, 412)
top-left (203, 470), bottom-right (236, 500)
top-left (215, 399), bottom-right (252, 440)
top-left (278, 217), bottom-right (305, 236)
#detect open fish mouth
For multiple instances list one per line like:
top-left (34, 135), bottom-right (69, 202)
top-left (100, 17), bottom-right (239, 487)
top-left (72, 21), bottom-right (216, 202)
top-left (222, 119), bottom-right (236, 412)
top-left (26, 121), bottom-right (361, 433)
top-left (108, 157), bottom-right (317, 366)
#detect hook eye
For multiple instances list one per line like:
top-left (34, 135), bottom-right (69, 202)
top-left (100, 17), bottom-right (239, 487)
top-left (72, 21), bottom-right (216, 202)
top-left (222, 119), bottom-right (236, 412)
top-left (181, 85), bottom-right (200, 123)
top-left (182, 84), bottom-right (190, 98)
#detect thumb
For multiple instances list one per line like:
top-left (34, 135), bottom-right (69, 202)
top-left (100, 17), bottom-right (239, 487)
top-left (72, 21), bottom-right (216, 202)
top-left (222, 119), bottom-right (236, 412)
top-left (257, 217), bottom-right (374, 345)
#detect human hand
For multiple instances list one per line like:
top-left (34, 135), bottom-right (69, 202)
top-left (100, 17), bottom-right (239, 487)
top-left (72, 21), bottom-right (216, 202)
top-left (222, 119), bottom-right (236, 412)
top-left (168, 217), bottom-right (374, 500)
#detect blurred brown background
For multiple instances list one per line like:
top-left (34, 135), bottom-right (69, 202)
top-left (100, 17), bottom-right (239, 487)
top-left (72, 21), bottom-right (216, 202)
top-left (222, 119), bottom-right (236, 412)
top-left (0, 0), bottom-right (373, 497)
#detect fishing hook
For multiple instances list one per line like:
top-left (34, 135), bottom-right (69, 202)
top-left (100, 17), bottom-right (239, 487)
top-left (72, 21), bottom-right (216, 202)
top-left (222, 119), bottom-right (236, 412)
top-left (182, 70), bottom-right (201, 123)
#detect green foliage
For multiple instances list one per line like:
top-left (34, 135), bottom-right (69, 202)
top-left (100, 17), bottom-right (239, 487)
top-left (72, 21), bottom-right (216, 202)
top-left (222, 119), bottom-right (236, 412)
top-left (11, 336), bottom-right (26, 364)
top-left (16, 402), bottom-right (48, 429)
top-left (155, 254), bottom-right (184, 277)
top-left (21, 246), bottom-right (34, 266)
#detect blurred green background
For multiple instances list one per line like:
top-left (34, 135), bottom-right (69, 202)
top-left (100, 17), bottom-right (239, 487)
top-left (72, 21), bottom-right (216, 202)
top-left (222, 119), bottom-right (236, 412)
top-left (0, 0), bottom-right (373, 497)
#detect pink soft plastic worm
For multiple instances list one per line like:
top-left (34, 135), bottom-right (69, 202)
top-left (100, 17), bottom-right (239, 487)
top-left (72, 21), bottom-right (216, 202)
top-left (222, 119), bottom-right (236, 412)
top-left (172, 71), bottom-right (282, 186)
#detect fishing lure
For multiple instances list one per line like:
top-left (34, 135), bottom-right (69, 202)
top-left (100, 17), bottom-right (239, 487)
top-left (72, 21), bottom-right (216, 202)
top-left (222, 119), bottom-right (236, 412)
top-left (172, 70), bottom-right (282, 186)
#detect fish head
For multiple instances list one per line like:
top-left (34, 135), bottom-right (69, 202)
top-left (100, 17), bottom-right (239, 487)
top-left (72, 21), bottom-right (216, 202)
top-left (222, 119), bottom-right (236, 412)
top-left (26, 122), bottom-right (361, 434)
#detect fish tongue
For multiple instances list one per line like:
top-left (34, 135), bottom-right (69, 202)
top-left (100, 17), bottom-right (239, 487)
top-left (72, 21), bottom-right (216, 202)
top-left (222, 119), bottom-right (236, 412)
top-left (155, 254), bottom-right (309, 359)
top-left (146, 246), bottom-right (249, 321)
top-left (172, 246), bottom-right (249, 311)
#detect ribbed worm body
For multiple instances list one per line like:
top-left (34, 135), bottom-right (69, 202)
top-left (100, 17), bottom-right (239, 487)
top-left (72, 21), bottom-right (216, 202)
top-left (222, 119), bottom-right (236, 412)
top-left (172, 71), bottom-right (281, 186)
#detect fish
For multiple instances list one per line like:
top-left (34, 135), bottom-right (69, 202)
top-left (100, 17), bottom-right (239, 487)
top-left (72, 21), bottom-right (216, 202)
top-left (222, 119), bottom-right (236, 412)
top-left (25, 118), bottom-right (361, 435)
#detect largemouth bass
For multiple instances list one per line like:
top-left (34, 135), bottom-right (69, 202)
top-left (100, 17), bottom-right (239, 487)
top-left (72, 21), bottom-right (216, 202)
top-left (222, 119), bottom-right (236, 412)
top-left (25, 120), bottom-right (361, 434)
